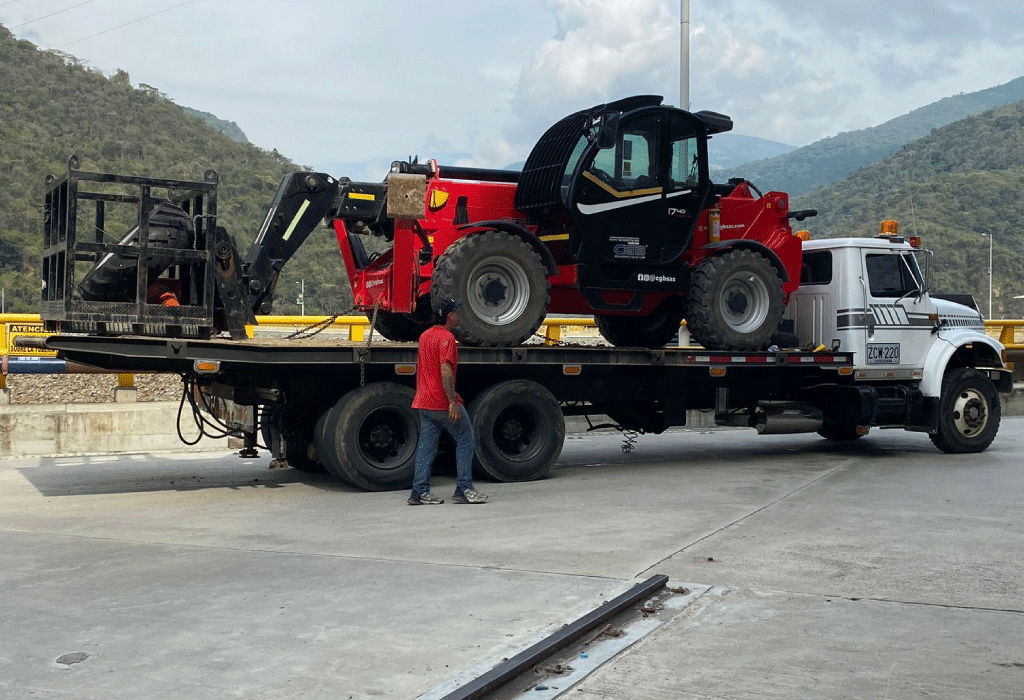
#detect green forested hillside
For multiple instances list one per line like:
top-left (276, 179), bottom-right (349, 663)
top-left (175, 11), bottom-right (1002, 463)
top-left (0, 25), bottom-right (350, 315)
top-left (793, 100), bottom-right (1024, 317)
top-left (729, 76), bottom-right (1024, 197)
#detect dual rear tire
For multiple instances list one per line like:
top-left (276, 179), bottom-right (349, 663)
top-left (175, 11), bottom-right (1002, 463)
top-left (313, 379), bottom-right (564, 490)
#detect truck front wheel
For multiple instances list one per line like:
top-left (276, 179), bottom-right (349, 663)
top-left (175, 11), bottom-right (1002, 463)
top-left (686, 249), bottom-right (784, 351)
top-left (929, 367), bottom-right (1000, 453)
top-left (318, 382), bottom-right (419, 490)
top-left (468, 380), bottom-right (565, 482)
top-left (432, 231), bottom-right (550, 347)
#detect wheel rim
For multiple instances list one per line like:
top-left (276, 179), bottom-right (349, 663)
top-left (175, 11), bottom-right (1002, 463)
top-left (951, 388), bottom-right (988, 438)
top-left (492, 406), bottom-right (539, 461)
top-left (357, 407), bottom-right (416, 471)
top-left (718, 270), bottom-right (771, 333)
top-left (466, 256), bottom-right (531, 326)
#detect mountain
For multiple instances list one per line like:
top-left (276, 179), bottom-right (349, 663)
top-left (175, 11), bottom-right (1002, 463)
top-left (501, 133), bottom-right (793, 174)
top-left (728, 76), bottom-right (1024, 196)
top-left (182, 107), bottom-right (250, 144)
top-left (707, 133), bottom-right (795, 172)
top-left (792, 100), bottom-right (1024, 317)
top-left (0, 24), bottom-right (347, 315)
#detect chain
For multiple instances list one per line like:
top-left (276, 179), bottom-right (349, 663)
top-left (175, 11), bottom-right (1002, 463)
top-left (359, 297), bottom-right (383, 387)
top-left (284, 307), bottom-right (354, 340)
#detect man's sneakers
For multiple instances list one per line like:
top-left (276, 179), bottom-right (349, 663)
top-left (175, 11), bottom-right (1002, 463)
top-left (452, 489), bottom-right (489, 504)
top-left (408, 491), bottom-right (444, 505)
top-left (408, 489), bottom-right (489, 505)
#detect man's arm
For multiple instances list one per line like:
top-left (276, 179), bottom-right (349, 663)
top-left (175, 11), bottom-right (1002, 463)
top-left (440, 362), bottom-right (460, 423)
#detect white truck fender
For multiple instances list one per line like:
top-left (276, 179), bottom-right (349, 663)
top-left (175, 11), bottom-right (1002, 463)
top-left (918, 329), bottom-right (1005, 398)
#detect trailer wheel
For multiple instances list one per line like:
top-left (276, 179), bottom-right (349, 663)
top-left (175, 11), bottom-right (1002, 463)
top-left (817, 422), bottom-right (864, 442)
top-left (433, 231), bottom-right (550, 346)
top-left (320, 382), bottom-right (418, 490)
top-left (371, 296), bottom-right (433, 342)
top-left (686, 249), bottom-right (784, 351)
top-left (468, 380), bottom-right (564, 482)
top-left (596, 297), bottom-right (684, 348)
top-left (929, 368), bottom-right (1000, 454)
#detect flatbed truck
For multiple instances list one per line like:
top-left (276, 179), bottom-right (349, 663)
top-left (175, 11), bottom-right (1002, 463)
top-left (26, 159), bottom-right (1012, 490)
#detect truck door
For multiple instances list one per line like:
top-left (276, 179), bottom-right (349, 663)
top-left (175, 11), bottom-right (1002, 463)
top-left (569, 113), bottom-right (669, 268)
top-left (857, 250), bottom-right (932, 374)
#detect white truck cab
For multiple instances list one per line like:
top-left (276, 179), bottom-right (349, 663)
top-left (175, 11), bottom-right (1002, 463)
top-left (785, 229), bottom-right (1012, 452)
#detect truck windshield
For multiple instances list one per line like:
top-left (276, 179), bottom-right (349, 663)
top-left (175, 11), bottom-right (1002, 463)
top-left (866, 252), bottom-right (924, 297)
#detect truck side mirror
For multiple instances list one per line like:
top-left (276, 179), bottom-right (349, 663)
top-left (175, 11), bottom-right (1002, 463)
top-left (915, 249), bottom-right (933, 295)
top-left (597, 113), bottom-right (619, 149)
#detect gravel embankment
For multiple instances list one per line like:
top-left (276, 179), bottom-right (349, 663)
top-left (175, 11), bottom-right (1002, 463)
top-left (4, 373), bottom-right (184, 404)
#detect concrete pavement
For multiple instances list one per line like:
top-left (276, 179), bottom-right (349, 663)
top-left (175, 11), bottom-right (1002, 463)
top-left (1, 420), bottom-right (1023, 698)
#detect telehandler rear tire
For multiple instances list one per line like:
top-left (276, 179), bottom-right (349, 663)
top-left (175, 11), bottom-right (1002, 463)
top-left (371, 296), bottom-right (433, 342)
top-left (596, 297), bottom-right (684, 348)
top-left (686, 249), bottom-right (784, 351)
top-left (432, 231), bottom-right (549, 347)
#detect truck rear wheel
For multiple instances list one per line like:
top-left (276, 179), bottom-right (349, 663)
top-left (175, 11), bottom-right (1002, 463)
top-left (319, 382), bottom-right (419, 490)
top-left (596, 298), bottom-right (684, 348)
top-left (929, 368), bottom-right (1000, 453)
top-left (432, 231), bottom-right (550, 346)
top-left (467, 379), bottom-right (564, 482)
top-left (313, 407), bottom-right (357, 487)
top-left (686, 249), bottom-right (784, 351)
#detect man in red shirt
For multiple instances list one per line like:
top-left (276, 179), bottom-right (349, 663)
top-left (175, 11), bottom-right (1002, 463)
top-left (408, 298), bottom-right (489, 505)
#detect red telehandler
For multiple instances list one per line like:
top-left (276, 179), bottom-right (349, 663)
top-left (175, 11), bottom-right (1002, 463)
top-left (330, 95), bottom-right (816, 350)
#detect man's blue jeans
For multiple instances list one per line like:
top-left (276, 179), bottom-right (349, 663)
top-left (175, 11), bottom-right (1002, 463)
top-left (412, 406), bottom-right (475, 496)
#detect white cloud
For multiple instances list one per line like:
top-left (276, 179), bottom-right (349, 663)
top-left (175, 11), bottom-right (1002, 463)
top-left (3, 0), bottom-right (1024, 177)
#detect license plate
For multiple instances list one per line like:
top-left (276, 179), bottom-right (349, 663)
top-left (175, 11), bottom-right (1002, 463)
top-left (867, 343), bottom-right (900, 364)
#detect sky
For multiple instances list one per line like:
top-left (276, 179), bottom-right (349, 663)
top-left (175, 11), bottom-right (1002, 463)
top-left (3, 0), bottom-right (1024, 181)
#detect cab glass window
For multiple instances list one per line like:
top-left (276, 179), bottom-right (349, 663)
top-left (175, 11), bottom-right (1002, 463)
top-left (866, 253), bottom-right (923, 297)
top-left (586, 116), bottom-right (659, 191)
top-left (670, 137), bottom-right (699, 190)
top-left (800, 251), bottom-right (833, 285)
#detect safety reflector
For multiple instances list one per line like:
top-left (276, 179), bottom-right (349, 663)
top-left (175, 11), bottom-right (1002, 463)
top-left (395, 364), bottom-right (417, 375)
top-left (709, 366), bottom-right (727, 377)
top-left (562, 365), bottom-right (582, 375)
top-left (194, 360), bottom-right (220, 374)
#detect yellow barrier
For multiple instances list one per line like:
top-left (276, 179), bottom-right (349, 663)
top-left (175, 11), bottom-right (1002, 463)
top-left (986, 320), bottom-right (1024, 350)
top-left (6, 313), bottom-right (1019, 356)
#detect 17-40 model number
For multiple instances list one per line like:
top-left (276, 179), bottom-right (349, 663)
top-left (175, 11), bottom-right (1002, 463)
top-left (867, 343), bottom-right (900, 364)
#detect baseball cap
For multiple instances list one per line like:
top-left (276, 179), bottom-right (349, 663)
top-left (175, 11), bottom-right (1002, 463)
top-left (435, 297), bottom-right (463, 322)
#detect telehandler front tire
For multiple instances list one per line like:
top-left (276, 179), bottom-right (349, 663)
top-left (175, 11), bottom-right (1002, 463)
top-left (432, 231), bottom-right (549, 347)
top-left (686, 249), bottom-right (784, 351)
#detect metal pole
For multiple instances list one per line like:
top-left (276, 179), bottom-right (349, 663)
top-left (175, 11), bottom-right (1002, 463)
top-left (680, 0), bottom-right (690, 110)
top-left (301, 279), bottom-right (306, 316)
top-left (989, 232), bottom-right (993, 318)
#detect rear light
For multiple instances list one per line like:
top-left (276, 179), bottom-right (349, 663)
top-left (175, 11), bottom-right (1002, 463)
top-left (909, 235), bottom-right (922, 248)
